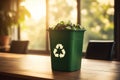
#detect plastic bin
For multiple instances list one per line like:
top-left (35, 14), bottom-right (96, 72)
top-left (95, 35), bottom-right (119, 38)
top-left (49, 30), bottom-right (85, 71)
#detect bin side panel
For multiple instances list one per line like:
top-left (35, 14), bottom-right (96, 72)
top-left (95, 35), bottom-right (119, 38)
top-left (49, 30), bottom-right (85, 71)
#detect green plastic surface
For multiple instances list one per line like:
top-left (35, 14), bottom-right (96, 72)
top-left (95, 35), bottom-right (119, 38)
top-left (49, 30), bottom-right (85, 71)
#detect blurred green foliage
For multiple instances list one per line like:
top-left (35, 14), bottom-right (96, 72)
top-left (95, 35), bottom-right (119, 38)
top-left (21, 0), bottom-right (114, 51)
top-left (81, 0), bottom-right (114, 51)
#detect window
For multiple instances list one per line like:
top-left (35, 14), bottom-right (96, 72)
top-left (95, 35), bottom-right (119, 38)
top-left (48, 0), bottom-right (77, 27)
top-left (19, 0), bottom-right (77, 53)
top-left (81, 0), bottom-right (114, 51)
top-left (20, 0), bottom-right (46, 51)
top-left (18, 0), bottom-right (114, 53)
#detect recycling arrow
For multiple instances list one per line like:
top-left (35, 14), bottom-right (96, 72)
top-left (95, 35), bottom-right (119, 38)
top-left (53, 44), bottom-right (66, 58)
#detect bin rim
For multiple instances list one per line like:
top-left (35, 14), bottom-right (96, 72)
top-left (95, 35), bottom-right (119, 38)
top-left (47, 29), bottom-right (86, 32)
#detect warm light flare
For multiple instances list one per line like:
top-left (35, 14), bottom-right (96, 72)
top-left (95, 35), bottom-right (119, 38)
top-left (21, 0), bottom-right (46, 21)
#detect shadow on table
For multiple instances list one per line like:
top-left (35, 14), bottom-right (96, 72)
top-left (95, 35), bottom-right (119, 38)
top-left (52, 70), bottom-right (80, 80)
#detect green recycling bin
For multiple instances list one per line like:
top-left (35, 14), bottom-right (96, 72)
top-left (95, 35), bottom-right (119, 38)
top-left (49, 30), bottom-right (85, 72)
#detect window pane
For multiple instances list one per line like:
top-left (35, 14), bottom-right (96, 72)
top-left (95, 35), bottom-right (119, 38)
top-left (20, 0), bottom-right (46, 50)
top-left (81, 0), bottom-right (114, 51)
top-left (49, 0), bottom-right (77, 27)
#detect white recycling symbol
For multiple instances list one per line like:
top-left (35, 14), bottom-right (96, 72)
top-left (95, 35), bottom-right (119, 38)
top-left (53, 44), bottom-right (66, 58)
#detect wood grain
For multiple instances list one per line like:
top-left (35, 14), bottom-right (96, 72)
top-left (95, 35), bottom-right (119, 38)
top-left (0, 53), bottom-right (120, 80)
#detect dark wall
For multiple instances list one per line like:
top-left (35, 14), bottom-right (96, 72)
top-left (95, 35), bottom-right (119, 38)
top-left (114, 0), bottom-right (120, 61)
top-left (0, 0), bottom-right (17, 11)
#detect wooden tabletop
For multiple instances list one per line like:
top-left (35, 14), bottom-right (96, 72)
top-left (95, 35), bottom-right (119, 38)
top-left (0, 52), bottom-right (120, 80)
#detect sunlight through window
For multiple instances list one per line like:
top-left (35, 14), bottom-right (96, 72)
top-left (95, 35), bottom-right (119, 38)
top-left (20, 0), bottom-right (46, 50)
top-left (21, 0), bottom-right (46, 21)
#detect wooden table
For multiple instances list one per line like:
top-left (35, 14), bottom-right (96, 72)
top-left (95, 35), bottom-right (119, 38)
top-left (0, 52), bottom-right (120, 80)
